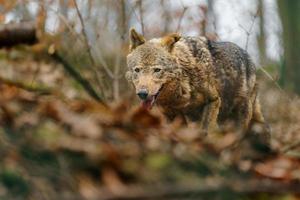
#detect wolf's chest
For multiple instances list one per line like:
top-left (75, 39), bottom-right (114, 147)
top-left (174, 92), bottom-right (207, 121)
top-left (182, 104), bottom-right (205, 121)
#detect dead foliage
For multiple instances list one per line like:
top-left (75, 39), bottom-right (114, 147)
top-left (0, 76), bottom-right (300, 200)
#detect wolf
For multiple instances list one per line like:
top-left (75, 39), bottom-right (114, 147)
top-left (126, 28), bottom-right (269, 139)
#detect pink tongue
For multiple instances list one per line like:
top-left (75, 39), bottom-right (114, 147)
top-left (142, 96), bottom-right (154, 109)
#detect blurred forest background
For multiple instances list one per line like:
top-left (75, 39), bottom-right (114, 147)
top-left (0, 0), bottom-right (300, 200)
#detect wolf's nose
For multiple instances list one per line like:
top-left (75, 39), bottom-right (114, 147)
top-left (137, 89), bottom-right (148, 100)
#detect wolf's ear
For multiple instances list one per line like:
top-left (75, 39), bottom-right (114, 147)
top-left (161, 33), bottom-right (181, 51)
top-left (129, 28), bottom-right (145, 52)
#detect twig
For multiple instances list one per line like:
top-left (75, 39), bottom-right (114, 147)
top-left (237, 9), bottom-right (290, 101)
top-left (258, 67), bottom-right (292, 101)
top-left (73, 0), bottom-right (94, 66)
top-left (238, 10), bottom-right (259, 51)
top-left (38, 1), bottom-right (107, 99)
top-left (176, 7), bottom-right (188, 32)
top-left (72, 0), bottom-right (114, 79)
top-left (50, 51), bottom-right (105, 104)
top-left (72, 0), bottom-right (116, 101)
top-left (35, 0), bottom-right (88, 46)
top-left (281, 140), bottom-right (300, 153)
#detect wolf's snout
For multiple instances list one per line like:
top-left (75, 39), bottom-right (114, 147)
top-left (137, 89), bottom-right (148, 100)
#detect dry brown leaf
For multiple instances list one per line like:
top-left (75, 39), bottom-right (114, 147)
top-left (130, 107), bottom-right (162, 128)
top-left (175, 123), bottom-right (202, 142)
top-left (77, 173), bottom-right (101, 199)
top-left (40, 100), bottom-right (102, 139)
top-left (102, 167), bottom-right (126, 194)
top-left (254, 156), bottom-right (300, 181)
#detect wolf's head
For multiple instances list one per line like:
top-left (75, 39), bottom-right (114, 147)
top-left (126, 28), bottom-right (182, 109)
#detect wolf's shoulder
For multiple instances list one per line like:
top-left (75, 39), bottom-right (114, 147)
top-left (178, 36), bottom-right (247, 57)
top-left (173, 36), bottom-right (211, 63)
top-left (207, 40), bottom-right (250, 59)
top-left (178, 36), bottom-right (208, 51)
top-left (177, 36), bottom-right (255, 70)
top-left (207, 40), bottom-right (256, 75)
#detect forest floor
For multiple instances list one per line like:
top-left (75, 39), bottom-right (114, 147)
top-left (0, 49), bottom-right (300, 200)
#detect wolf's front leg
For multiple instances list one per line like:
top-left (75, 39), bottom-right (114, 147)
top-left (201, 96), bottom-right (221, 136)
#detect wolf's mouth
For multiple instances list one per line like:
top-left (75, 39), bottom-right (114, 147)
top-left (141, 86), bottom-right (163, 109)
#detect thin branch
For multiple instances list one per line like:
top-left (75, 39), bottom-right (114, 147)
top-left (50, 51), bottom-right (105, 104)
top-left (258, 67), bottom-right (292, 102)
top-left (237, 9), bottom-right (259, 51)
top-left (73, 0), bottom-right (94, 66)
top-left (72, 0), bottom-right (114, 79)
top-left (0, 76), bottom-right (52, 95)
top-left (37, 1), bottom-right (106, 99)
top-left (176, 7), bottom-right (188, 32)
top-left (236, 9), bottom-right (289, 100)
top-left (232, 3), bottom-right (292, 104)
top-left (281, 140), bottom-right (300, 153)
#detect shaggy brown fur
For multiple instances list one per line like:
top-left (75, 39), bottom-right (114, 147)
top-left (126, 28), bottom-right (270, 138)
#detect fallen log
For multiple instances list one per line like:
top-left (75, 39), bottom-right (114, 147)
top-left (98, 178), bottom-right (300, 200)
top-left (0, 21), bottom-right (37, 48)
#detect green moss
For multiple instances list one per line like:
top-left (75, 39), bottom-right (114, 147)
top-left (0, 169), bottom-right (29, 196)
top-left (34, 121), bottom-right (62, 143)
top-left (145, 153), bottom-right (172, 171)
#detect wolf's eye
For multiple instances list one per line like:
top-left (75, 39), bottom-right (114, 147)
top-left (153, 68), bottom-right (161, 73)
top-left (134, 68), bottom-right (140, 73)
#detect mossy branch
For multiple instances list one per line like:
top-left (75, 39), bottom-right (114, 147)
top-left (50, 52), bottom-right (105, 104)
top-left (0, 76), bottom-right (51, 94)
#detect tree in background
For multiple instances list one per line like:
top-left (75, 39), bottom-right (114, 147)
top-left (257, 0), bottom-right (267, 65)
top-left (278, 0), bottom-right (300, 94)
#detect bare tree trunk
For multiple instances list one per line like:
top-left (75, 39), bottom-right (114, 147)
top-left (36, 0), bottom-right (46, 35)
top-left (257, 0), bottom-right (267, 65)
top-left (59, 0), bottom-right (69, 31)
top-left (277, 0), bottom-right (300, 94)
top-left (112, 0), bottom-right (128, 101)
top-left (118, 0), bottom-right (127, 40)
top-left (137, 0), bottom-right (145, 36)
top-left (206, 0), bottom-right (216, 34)
top-left (161, 0), bottom-right (172, 34)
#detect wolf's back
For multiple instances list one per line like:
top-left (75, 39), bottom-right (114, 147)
top-left (177, 36), bottom-right (257, 119)
top-left (208, 40), bottom-right (257, 118)
top-left (208, 40), bottom-right (256, 84)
